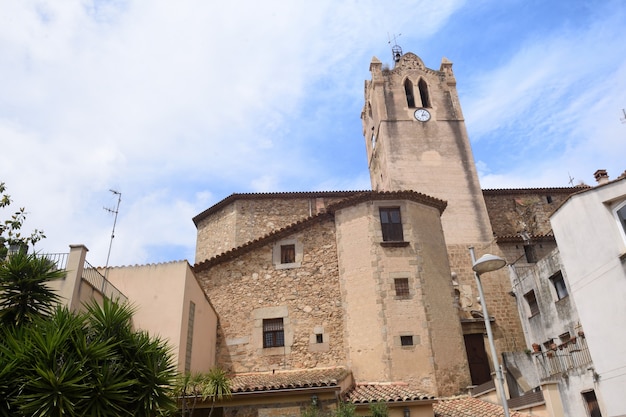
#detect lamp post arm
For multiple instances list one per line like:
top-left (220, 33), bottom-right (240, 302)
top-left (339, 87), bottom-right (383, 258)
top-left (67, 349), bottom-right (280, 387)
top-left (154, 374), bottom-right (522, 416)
top-left (469, 247), bottom-right (511, 417)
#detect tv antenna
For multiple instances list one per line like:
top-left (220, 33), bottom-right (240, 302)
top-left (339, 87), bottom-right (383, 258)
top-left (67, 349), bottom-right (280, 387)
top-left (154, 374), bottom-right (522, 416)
top-left (104, 189), bottom-right (121, 276)
top-left (567, 172), bottom-right (575, 186)
top-left (388, 32), bottom-right (403, 63)
top-left (620, 109), bottom-right (626, 124)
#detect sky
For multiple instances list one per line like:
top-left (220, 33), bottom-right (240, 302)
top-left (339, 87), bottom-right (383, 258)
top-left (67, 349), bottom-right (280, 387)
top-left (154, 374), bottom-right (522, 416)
top-left (1, 0), bottom-right (625, 267)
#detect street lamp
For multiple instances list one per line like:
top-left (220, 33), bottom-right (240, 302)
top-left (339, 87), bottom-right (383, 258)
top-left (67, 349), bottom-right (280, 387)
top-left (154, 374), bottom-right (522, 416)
top-left (469, 247), bottom-right (510, 417)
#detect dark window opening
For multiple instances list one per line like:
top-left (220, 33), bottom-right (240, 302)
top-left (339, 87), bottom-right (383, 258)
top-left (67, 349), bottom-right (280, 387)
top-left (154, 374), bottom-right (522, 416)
top-left (582, 390), bottom-right (602, 417)
top-left (550, 271), bottom-right (568, 300)
top-left (524, 290), bottom-right (540, 317)
top-left (280, 244), bottom-right (295, 264)
top-left (418, 79), bottom-right (430, 108)
top-left (404, 79), bottom-right (415, 108)
top-left (380, 207), bottom-right (404, 242)
top-left (263, 318), bottom-right (284, 348)
top-left (524, 244), bottom-right (537, 263)
top-left (394, 278), bottom-right (410, 298)
top-left (546, 195), bottom-right (553, 204)
top-left (400, 335), bottom-right (414, 346)
top-left (316, 333), bottom-right (323, 344)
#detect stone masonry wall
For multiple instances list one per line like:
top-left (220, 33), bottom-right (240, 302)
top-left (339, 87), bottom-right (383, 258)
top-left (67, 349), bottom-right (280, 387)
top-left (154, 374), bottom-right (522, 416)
top-left (196, 216), bottom-right (345, 373)
top-left (483, 191), bottom-right (574, 238)
top-left (446, 243), bottom-right (525, 354)
top-left (195, 197), bottom-right (348, 263)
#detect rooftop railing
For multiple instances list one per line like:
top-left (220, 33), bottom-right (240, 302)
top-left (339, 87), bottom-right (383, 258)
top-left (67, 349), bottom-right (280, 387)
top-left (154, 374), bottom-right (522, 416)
top-left (82, 260), bottom-right (127, 303)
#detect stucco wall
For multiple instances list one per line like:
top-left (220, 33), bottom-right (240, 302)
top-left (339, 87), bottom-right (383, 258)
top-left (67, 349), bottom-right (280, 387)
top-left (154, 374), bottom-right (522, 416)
top-left (335, 199), bottom-right (470, 396)
top-left (105, 261), bottom-right (218, 373)
top-left (550, 180), bottom-right (626, 417)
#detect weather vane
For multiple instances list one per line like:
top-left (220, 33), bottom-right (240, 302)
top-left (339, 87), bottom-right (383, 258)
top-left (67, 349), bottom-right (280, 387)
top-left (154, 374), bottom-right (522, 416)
top-left (104, 189), bottom-right (121, 276)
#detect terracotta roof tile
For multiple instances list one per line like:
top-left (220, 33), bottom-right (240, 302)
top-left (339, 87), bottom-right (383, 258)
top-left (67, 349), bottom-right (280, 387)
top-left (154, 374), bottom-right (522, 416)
top-left (434, 396), bottom-right (532, 417)
top-left (344, 382), bottom-right (435, 404)
top-left (230, 367), bottom-right (350, 393)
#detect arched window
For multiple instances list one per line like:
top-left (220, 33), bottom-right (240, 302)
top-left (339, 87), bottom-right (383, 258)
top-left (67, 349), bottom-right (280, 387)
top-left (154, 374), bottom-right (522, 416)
top-left (404, 79), bottom-right (415, 108)
top-left (418, 78), bottom-right (430, 108)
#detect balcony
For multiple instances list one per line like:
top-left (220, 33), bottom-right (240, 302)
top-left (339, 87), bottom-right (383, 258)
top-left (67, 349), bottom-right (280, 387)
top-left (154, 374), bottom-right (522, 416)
top-left (533, 335), bottom-right (592, 379)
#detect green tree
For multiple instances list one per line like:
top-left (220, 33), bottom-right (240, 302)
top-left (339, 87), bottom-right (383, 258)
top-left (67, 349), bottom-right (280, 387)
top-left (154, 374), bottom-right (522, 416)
top-left (0, 182), bottom-right (45, 259)
top-left (0, 250), bottom-right (64, 326)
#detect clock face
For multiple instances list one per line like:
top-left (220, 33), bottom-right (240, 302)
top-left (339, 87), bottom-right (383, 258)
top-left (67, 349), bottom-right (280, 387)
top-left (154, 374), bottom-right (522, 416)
top-left (414, 108), bottom-right (431, 122)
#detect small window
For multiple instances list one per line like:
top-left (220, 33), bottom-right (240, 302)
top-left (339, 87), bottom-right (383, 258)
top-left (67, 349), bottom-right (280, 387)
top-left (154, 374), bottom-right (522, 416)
top-left (524, 290), bottom-right (540, 317)
top-left (263, 318), bottom-right (284, 348)
top-left (400, 335), bottom-right (414, 346)
top-left (380, 207), bottom-right (404, 242)
top-left (524, 244), bottom-right (537, 263)
top-left (316, 333), bottom-right (323, 344)
top-left (550, 271), bottom-right (568, 300)
top-left (281, 244), bottom-right (295, 264)
top-left (394, 278), bottom-right (410, 298)
top-left (546, 195), bottom-right (553, 204)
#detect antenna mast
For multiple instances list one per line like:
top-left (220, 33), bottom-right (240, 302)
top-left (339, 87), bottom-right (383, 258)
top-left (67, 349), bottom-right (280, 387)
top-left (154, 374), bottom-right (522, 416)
top-left (104, 189), bottom-right (121, 276)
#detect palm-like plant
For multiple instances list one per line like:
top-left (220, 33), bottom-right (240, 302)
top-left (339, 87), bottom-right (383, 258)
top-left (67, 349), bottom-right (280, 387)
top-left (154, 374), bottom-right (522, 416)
top-left (0, 251), bottom-right (64, 326)
top-left (175, 368), bottom-right (232, 417)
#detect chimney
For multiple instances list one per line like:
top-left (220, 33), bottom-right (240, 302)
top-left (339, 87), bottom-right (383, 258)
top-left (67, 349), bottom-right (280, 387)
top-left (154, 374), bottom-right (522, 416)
top-left (594, 169), bottom-right (609, 185)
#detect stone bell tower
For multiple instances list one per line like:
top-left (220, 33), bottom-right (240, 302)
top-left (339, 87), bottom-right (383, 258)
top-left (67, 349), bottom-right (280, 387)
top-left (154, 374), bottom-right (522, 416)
top-left (362, 52), bottom-right (493, 245)
top-left (362, 51), bottom-right (524, 373)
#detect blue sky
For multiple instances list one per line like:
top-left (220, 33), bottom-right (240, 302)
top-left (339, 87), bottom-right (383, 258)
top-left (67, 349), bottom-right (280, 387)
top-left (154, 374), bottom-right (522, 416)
top-left (1, 0), bottom-right (625, 266)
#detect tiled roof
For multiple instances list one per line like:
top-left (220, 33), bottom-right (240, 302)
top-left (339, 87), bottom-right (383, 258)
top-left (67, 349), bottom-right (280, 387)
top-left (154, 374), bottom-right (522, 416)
top-left (192, 191), bottom-right (364, 225)
top-left (230, 367), bottom-right (350, 393)
top-left (434, 396), bottom-right (532, 417)
top-left (344, 382), bottom-right (435, 404)
top-left (482, 186), bottom-right (589, 195)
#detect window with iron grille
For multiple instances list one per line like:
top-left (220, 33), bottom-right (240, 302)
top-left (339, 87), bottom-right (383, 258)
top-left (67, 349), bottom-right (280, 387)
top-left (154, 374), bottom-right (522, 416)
top-left (394, 278), bottom-right (410, 298)
top-left (280, 244), bottom-right (295, 264)
top-left (379, 207), bottom-right (403, 242)
top-left (316, 333), bottom-right (324, 344)
top-left (400, 335), bottom-right (414, 346)
top-left (524, 290), bottom-right (540, 317)
top-left (263, 318), bottom-right (284, 348)
top-left (550, 271), bottom-right (568, 300)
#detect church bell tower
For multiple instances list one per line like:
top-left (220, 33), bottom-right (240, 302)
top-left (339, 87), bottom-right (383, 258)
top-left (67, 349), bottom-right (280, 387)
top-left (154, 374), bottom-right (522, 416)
top-left (362, 52), bottom-right (493, 245)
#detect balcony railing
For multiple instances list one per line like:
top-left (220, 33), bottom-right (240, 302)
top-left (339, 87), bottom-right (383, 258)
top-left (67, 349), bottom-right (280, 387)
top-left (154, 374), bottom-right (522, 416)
top-left (41, 252), bottom-right (127, 304)
top-left (82, 260), bottom-right (127, 303)
top-left (533, 335), bottom-right (592, 379)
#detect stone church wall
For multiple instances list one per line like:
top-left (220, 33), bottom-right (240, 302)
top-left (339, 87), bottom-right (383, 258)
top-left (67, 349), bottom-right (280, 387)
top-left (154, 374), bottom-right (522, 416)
top-left (195, 196), bottom-right (349, 263)
top-left (196, 216), bottom-right (346, 373)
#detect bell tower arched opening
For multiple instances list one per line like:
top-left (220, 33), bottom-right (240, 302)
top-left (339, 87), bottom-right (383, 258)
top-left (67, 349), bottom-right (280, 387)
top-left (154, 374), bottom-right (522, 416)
top-left (418, 78), bottom-right (430, 108)
top-left (404, 78), bottom-right (416, 108)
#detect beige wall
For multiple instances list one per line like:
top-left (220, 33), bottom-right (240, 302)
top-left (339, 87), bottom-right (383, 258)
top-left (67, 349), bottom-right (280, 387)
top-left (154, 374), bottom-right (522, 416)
top-left (335, 199), bottom-right (470, 396)
top-left (105, 261), bottom-right (217, 373)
